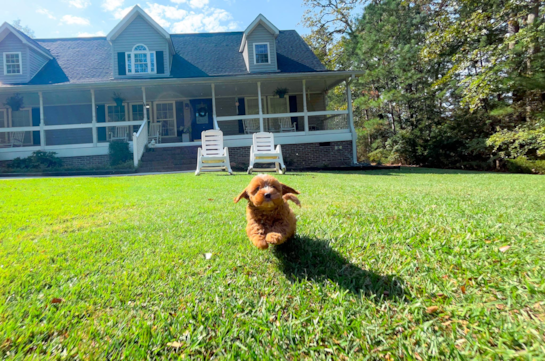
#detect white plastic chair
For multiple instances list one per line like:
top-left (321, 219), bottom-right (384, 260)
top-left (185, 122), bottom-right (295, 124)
top-left (108, 126), bottom-right (130, 142)
top-left (248, 132), bottom-right (286, 174)
top-left (279, 117), bottom-right (297, 132)
top-left (243, 119), bottom-right (260, 134)
top-left (148, 122), bottom-right (162, 144)
top-left (10, 131), bottom-right (25, 147)
top-left (195, 130), bottom-right (233, 175)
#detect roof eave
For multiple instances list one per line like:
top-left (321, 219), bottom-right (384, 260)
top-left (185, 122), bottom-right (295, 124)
top-left (106, 5), bottom-right (171, 42)
top-left (0, 23), bottom-right (53, 60)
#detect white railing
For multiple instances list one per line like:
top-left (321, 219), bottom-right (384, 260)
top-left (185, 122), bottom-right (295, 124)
top-left (132, 120), bottom-right (148, 168)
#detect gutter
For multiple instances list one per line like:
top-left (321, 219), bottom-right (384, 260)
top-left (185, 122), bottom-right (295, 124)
top-left (0, 70), bottom-right (364, 93)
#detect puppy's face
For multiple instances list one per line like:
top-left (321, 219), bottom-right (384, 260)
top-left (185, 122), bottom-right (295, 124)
top-left (234, 174), bottom-right (299, 210)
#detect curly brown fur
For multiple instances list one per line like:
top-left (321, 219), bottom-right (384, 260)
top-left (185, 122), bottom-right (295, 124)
top-left (234, 174), bottom-right (301, 250)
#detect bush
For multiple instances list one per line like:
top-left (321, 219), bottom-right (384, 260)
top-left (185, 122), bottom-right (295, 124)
top-left (9, 151), bottom-right (63, 169)
top-left (506, 157), bottom-right (545, 175)
top-left (109, 141), bottom-right (132, 166)
top-left (368, 149), bottom-right (391, 164)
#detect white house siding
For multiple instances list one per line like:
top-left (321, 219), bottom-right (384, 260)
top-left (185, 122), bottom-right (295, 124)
top-left (28, 47), bottom-right (49, 79)
top-left (0, 33), bottom-right (29, 83)
top-left (112, 15), bottom-right (170, 77)
top-left (246, 24), bottom-right (278, 73)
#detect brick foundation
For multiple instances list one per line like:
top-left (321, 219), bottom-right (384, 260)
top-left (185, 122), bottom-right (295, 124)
top-left (230, 141), bottom-right (353, 169)
top-left (0, 155), bottom-right (110, 170)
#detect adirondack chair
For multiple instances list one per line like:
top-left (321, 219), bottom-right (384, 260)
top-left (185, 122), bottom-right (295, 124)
top-left (148, 122), bottom-right (162, 144)
top-left (195, 130), bottom-right (233, 175)
top-left (10, 131), bottom-right (25, 147)
top-left (278, 117), bottom-right (297, 132)
top-left (243, 118), bottom-right (260, 134)
top-left (108, 126), bottom-right (130, 142)
top-left (247, 132), bottom-right (286, 174)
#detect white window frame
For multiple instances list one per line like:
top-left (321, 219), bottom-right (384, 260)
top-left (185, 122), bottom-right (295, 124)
top-left (129, 102), bottom-right (152, 122)
top-left (8, 108), bottom-right (33, 144)
top-left (126, 44), bottom-right (156, 75)
top-left (267, 95), bottom-right (289, 115)
top-left (105, 103), bottom-right (128, 123)
top-left (245, 97), bottom-right (268, 115)
top-left (154, 101), bottom-right (177, 138)
top-left (3, 52), bottom-right (22, 75)
top-left (253, 43), bottom-right (270, 65)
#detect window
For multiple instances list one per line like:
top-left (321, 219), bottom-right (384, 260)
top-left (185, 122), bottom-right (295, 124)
top-left (254, 43), bottom-right (270, 64)
top-left (154, 102), bottom-right (176, 137)
top-left (3, 52), bottom-right (22, 75)
top-left (126, 44), bottom-right (156, 75)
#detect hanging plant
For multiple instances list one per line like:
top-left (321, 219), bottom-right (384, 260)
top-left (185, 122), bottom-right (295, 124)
top-left (273, 87), bottom-right (289, 99)
top-left (4, 93), bottom-right (24, 112)
top-left (112, 92), bottom-right (125, 107)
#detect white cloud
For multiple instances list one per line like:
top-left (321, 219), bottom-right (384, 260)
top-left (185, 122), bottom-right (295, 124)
top-left (69, 0), bottom-right (91, 9)
top-left (171, 8), bottom-right (236, 33)
top-left (78, 31), bottom-right (106, 37)
top-left (37, 8), bottom-right (57, 20)
top-left (61, 15), bottom-right (91, 25)
top-left (102, 0), bottom-right (125, 11)
top-left (144, 3), bottom-right (188, 27)
top-left (170, 0), bottom-right (209, 9)
top-left (113, 6), bottom-right (133, 19)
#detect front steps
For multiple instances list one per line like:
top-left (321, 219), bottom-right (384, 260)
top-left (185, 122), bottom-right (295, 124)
top-left (138, 146), bottom-right (199, 173)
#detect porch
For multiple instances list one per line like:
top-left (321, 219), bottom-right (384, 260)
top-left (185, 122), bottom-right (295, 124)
top-left (0, 72), bottom-right (356, 168)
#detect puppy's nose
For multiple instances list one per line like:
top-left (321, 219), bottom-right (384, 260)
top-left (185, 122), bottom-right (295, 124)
top-left (265, 193), bottom-right (271, 199)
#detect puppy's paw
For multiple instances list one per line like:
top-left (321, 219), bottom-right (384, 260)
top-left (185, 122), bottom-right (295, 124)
top-left (266, 232), bottom-right (284, 245)
top-left (251, 238), bottom-right (269, 250)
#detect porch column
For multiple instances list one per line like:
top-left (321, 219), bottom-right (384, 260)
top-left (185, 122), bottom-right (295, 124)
top-left (91, 89), bottom-right (97, 146)
top-left (346, 76), bottom-right (357, 164)
top-left (211, 83), bottom-right (218, 129)
top-left (302, 80), bottom-right (309, 134)
top-left (141, 87), bottom-right (147, 122)
top-left (38, 92), bottom-right (46, 149)
top-left (257, 82), bottom-right (264, 132)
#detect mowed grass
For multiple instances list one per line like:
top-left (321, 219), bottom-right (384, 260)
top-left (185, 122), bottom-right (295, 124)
top-left (0, 169), bottom-right (544, 360)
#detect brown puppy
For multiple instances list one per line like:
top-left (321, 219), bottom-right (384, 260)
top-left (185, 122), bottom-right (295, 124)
top-left (234, 174), bottom-right (301, 250)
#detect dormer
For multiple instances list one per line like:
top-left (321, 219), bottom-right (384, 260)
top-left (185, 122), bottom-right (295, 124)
top-left (107, 5), bottom-right (174, 78)
top-left (0, 22), bottom-right (52, 84)
top-left (239, 14), bottom-right (280, 73)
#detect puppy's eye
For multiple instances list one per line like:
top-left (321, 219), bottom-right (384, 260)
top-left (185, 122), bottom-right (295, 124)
top-left (254, 187), bottom-right (260, 193)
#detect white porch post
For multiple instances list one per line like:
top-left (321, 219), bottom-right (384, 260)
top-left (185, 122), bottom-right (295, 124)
top-left (211, 83), bottom-right (218, 129)
top-left (346, 76), bottom-right (357, 164)
top-left (91, 89), bottom-right (97, 147)
top-left (38, 91), bottom-right (46, 149)
top-left (141, 87), bottom-right (147, 122)
top-left (257, 82), bottom-right (264, 132)
top-left (302, 80), bottom-right (309, 134)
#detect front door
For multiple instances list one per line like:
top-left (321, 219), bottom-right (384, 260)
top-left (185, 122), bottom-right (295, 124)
top-left (154, 102), bottom-right (177, 138)
top-left (190, 99), bottom-right (213, 140)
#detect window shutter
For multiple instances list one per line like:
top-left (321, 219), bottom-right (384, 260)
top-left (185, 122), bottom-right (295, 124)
top-left (156, 51), bottom-right (165, 74)
top-left (117, 52), bottom-right (126, 76)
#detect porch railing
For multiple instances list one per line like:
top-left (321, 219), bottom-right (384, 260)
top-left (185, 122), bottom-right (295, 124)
top-left (132, 120), bottom-right (148, 167)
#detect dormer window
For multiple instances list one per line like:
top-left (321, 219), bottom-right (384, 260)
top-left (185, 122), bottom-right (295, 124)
top-left (3, 52), bottom-right (22, 75)
top-left (126, 44), bottom-right (156, 74)
top-left (254, 43), bottom-right (270, 64)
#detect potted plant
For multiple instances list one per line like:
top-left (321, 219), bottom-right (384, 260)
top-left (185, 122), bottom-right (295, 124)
top-left (4, 93), bottom-right (24, 112)
top-left (112, 92), bottom-right (125, 107)
top-left (179, 125), bottom-right (191, 142)
top-left (273, 87), bottom-right (289, 99)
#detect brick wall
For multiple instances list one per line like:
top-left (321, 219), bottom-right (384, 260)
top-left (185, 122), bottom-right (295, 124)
top-left (0, 155), bottom-right (110, 170)
top-left (230, 141), bottom-right (353, 169)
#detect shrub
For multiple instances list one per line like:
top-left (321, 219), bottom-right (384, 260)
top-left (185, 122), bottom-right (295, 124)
top-left (109, 141), bottom-right (132, 166)
top-left (9, 151), bottom-right (63, 169)
top-left (506, 157), bottom-right (545, 175)
top-left (368, 149), bottom-right (391, 164)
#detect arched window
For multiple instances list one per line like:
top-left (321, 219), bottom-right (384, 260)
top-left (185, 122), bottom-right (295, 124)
top-left (126, 44), bottom-right (156, 74)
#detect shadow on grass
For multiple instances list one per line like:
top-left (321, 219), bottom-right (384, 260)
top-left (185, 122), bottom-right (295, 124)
top-left (273, 236), bottom-right (407, 301)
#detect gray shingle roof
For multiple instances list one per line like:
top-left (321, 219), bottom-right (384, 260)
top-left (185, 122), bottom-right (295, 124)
top-left (25, 30), bottom-right (325, 85)
top-left (10, 26), bottom-right (52, 58)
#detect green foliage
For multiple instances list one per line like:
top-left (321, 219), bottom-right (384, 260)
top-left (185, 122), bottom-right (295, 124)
top-left (4, 93), bottom-right (24, 111)
top-left (9, 151), bottom-right (63, 169)
top-left (487, 125), bottom-right (545, 159)
top-left (109, 140), bottom-right (132, 166)
top-left (506, 157), bottom-right (545, 174)
top-left (367, 148), bottom-right (390, 164)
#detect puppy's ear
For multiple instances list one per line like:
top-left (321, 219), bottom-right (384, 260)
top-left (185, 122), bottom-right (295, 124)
top-left (234, 189), bottom-right (249, 203)
top-left (283, 193), bottom-right (301, 207)
top-left (281, 183), bottom-right (300, 195)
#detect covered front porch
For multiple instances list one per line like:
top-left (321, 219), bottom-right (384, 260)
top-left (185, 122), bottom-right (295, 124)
top-left (0, 72), bottom-right (357, 167)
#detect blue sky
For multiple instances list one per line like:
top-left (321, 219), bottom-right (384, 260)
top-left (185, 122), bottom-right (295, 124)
top-left (0, 0), bottom-right (311, 38)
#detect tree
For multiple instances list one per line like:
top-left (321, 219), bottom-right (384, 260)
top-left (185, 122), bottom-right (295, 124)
top-left (11, 19), bottom-right (35, 38)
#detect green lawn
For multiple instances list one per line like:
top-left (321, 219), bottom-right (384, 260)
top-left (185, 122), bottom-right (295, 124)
top-left (1, 169), bottom-right (544, 359)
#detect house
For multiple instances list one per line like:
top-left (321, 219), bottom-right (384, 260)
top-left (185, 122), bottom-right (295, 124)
top-left (0, 6), bottom-right (359, 171)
